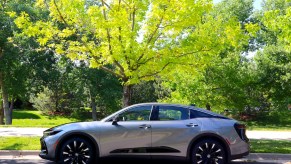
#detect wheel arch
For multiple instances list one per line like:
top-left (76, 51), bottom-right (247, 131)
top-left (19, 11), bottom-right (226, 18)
top-left (187, 133), bottom-right (231, 163)
top-left (55, 132), bottom-right (100, 161)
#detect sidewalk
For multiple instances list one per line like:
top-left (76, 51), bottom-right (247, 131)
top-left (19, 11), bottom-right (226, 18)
top-left (0, 151), bottom-right (290, 163)
top-left (0, 128), bottom-right (47, 137)
top-left (246, 131), bottom-right (291, 140)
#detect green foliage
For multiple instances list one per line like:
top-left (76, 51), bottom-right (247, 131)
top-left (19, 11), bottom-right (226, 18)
top-left (14, 0), bottom-right (248, 87)
top-left (246, 110), bottom-right (291, 130)
top-left (29, 87), bottom-right (56, 114)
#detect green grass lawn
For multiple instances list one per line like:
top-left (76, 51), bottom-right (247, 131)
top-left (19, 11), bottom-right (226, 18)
top-left (0, 137), bottom-right (290, 154)
top-left (250, 139), bottom-right (291, 154)
top-left (0, 110), bottom-right (81, 128)
top-left (0, 137), bottom-right (40, 150)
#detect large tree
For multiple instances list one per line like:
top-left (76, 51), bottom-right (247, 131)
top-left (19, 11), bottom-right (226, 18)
top-left (158, 0), bottom-right (258, 112)
top-left (0, 0), bottom-right (51, 124)
top-left (252, 0), bottom-right (291, 110)
top-left (0, 0), bottom-right (25, 125)
top-left (15, 0), bottom-right (247, 107)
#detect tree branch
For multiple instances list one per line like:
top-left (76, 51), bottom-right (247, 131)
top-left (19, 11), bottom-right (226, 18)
top-left (132, 7), bottom-right (136, 32)
top-left (53, 0), bottom-right (68, 26)
top-left (175, 47), bottom-right (215, 58)
top-left (102, 0), bottom-right (111, 9)
top-left (101, 0), bottom-right (127, 80)
top-left (137, 7), bottom-right (167, 63)
top-left (138, 62), bottom-right (171, 79)
top-left (100, 66), bottom-right (123, 79)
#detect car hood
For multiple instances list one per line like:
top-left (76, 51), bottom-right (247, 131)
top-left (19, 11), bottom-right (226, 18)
top-left (51, 121), bottom-right (102, 131)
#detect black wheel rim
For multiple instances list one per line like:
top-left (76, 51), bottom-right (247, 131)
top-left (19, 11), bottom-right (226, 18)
top-left (194, 142), bottom-right (224, 164)
top-left (62, 140), bottom-right (91, 164)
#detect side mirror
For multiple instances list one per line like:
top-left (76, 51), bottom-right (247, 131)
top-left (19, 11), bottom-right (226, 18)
top-left (112, 115), bottom-right (120, 125)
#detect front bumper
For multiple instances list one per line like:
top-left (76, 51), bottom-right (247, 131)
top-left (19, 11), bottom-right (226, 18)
top-left (39, 137), bottom-right (54, 161)
top-left (39, 135), bottom-right (60, 161)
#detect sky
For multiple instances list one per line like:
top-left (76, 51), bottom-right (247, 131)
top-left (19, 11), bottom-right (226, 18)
top-left (213, 0), bottom-right (263, 10)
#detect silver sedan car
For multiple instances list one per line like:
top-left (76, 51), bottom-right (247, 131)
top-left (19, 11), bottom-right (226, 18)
top-left (39, 103), bottom-right (249, 164)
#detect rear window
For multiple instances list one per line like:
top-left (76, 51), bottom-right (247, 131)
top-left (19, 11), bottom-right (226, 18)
top-left (190, 109), bottom-right (212, 118)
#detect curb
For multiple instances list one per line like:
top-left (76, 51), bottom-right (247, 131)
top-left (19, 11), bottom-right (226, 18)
top-left (0, 150), bottom-right (39, 156)
top-left (246, 153), bottom-right (291, 160)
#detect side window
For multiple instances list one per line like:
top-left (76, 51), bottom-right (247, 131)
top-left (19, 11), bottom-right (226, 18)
top-left (190, 109), bottom-right (212, 119)
top-left (153, 106), bottom-right (189, 121)
top-left (118, 106), bottom-right (152, 121)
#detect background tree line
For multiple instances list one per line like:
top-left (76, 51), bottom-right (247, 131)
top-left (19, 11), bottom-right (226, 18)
top-left (0, 0), bottom-right (290, 125)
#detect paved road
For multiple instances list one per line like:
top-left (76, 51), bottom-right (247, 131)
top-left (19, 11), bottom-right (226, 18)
top-left (0, 153), bottom-right (290, 164)
top-left (0, 158), bottom-right (290, 164)
top-left (1, 128), bottom-right (291, 140)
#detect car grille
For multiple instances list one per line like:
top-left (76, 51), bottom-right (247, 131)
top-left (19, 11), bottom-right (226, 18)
top-left (40, 138), bottom-right (48, 154)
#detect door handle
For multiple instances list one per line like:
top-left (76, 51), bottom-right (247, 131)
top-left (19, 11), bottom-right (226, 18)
top-left (186, 123), bottom-right (198, 127)
top-left (139, 124), bottom-right (151, 129)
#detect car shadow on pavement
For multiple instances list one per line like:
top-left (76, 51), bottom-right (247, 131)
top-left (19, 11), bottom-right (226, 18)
top-left (0, 158), bottom-right (285, 164)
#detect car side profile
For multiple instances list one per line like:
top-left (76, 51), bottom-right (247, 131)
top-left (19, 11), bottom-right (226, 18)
top-left (39, 103), bottom-right (249, 164)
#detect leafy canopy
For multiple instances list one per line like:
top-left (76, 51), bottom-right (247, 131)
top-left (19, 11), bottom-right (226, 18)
top-left (15, 0), bottom-right (249, 85)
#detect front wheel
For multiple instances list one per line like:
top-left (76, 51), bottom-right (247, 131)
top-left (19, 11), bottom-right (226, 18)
top-left (58, 137), bottom-right (95, 164)
top-left (191, 139), bottom-right (226, 164)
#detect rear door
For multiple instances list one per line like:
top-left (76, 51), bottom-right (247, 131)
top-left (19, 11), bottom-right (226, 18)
top-left (150, 105), bottom-right (201, 157)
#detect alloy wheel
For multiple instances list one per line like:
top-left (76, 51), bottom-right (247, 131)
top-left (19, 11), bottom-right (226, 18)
top-left (60, 138), bottom-right (93, 164)
top-left (192, 139), bottom-right (226, 164)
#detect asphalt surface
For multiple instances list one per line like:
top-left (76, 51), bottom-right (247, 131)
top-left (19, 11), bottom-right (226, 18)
top-left (0, 157), bottom-right (290, 164)
top-left (0, 152), bottom-right (290, 164)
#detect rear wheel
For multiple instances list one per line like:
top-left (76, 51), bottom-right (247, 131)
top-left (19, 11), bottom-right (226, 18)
top-left (191, 139), bottom-right (226, 164)
top-left (58, 137), bottom-right (95, 164)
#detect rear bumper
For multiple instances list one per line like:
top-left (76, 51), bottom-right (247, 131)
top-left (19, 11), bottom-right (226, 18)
top-left (231, 150), bottom-right (249, 160)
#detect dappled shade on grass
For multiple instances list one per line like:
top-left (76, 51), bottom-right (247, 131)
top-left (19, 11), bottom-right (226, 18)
top-left (0, 110), bottom-right (82, 127)
top-left (13, 110), bottom-right (41, 119)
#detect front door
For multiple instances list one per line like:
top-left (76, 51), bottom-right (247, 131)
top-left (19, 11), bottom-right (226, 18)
top-left (99, 105), bottom-right (153, 156)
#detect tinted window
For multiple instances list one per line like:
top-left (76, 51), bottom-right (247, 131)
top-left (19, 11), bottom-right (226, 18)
top-left (152, 106), bottom-right (189, 121)
top-left (118, 106), bottom-right (152, 121)
top-left (190, 109), bottom-right (212, 118)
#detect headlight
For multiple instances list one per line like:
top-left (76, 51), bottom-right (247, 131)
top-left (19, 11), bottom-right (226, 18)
top-left (43, 129), bottom-right (62, 137)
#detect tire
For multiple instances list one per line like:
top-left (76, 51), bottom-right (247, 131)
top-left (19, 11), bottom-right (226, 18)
top-left (58, 137), bottom-right (95, 164)
top-left (191, 139), bottom-right (226, 164)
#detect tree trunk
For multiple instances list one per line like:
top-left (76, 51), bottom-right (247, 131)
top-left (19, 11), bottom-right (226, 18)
top-left (91, 97), bottom-right (97, 121)
top-left (2, 87), bottom-right (11, 125)
top-left (0, 72), bottom-right (12, 124)
top-left (206, 103), bottom-right (211, 111)
top-left (0, 72), bottom-right (3, 124)
top-left (123, 85), bottom-right (132, 107)
top-left (0, 99), bottom-right (4, 125)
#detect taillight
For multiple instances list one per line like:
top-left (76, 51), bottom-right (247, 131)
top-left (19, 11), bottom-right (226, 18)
top-left (234, 123), bottom-right (249, 142)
